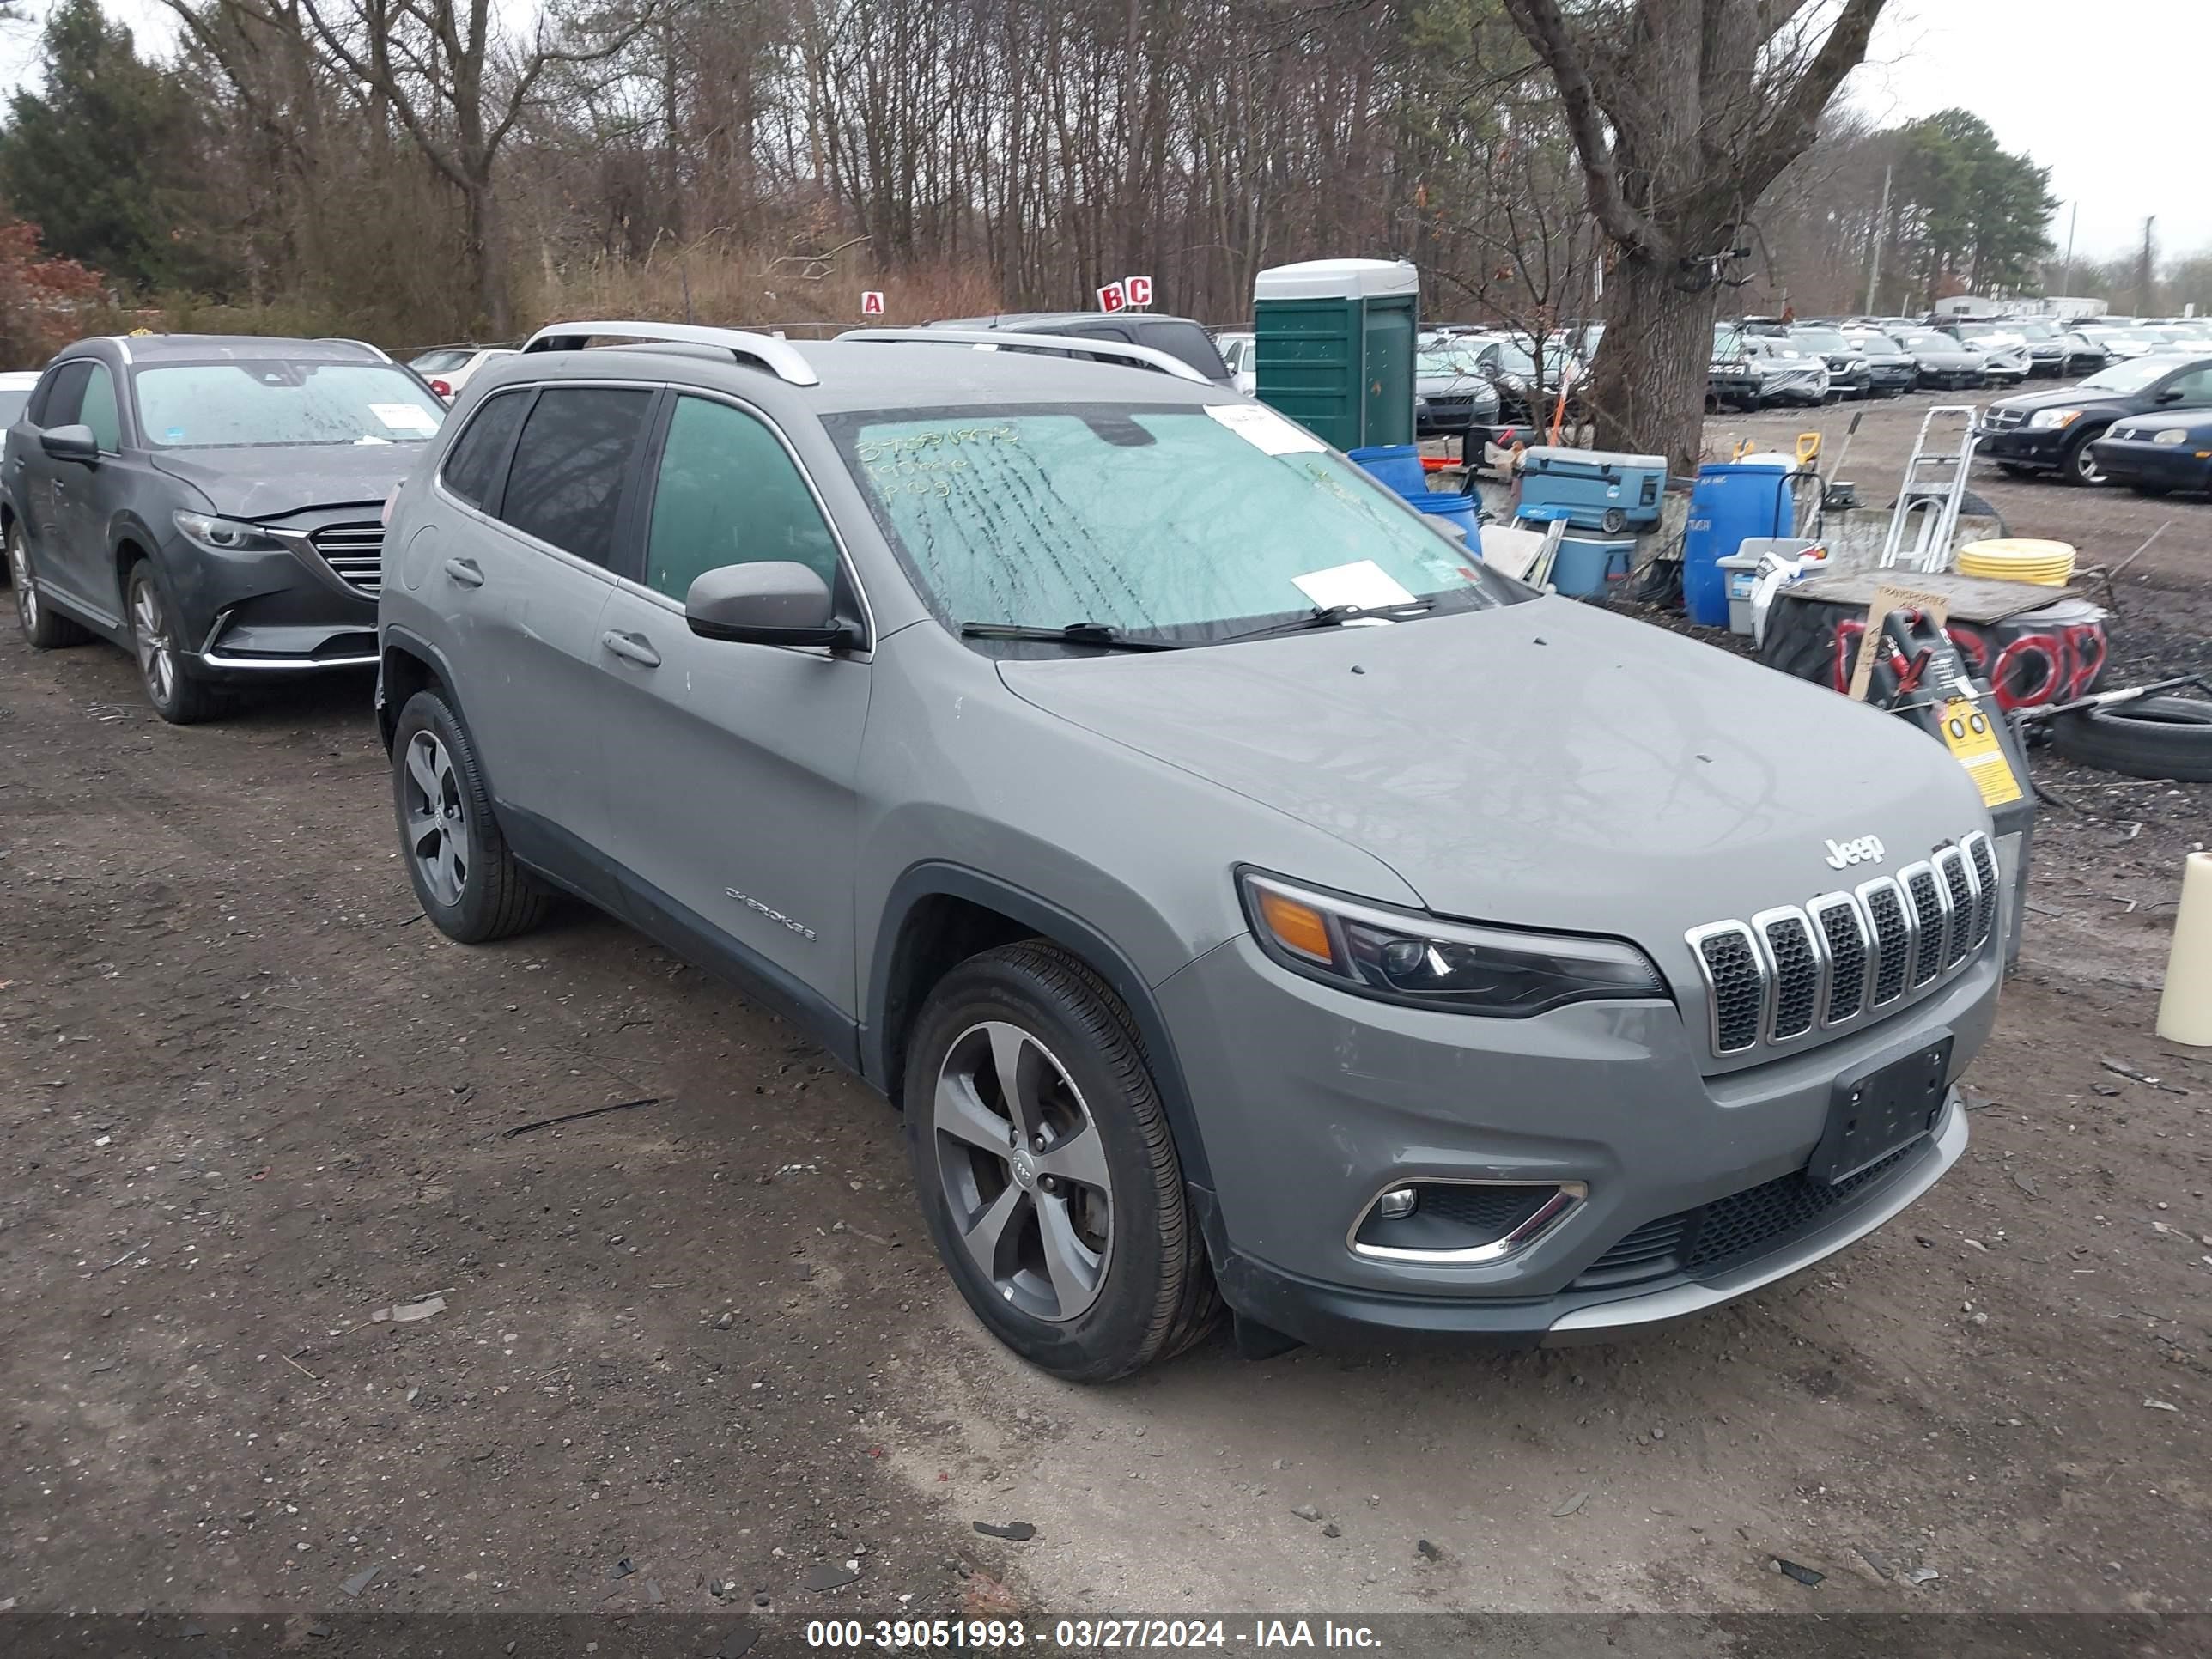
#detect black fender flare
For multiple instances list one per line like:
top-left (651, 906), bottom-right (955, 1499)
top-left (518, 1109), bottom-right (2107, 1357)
top-left (865, 860), bottom-right (1215, 1191)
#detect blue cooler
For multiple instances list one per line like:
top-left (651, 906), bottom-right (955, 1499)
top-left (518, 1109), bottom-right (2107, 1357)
top-left (1517, 446), bottom-right (1668, 532)
top-left (1412, 492), bottom-right (1479, 539)
top-left (1550, 532), bottom-right (1635, 599)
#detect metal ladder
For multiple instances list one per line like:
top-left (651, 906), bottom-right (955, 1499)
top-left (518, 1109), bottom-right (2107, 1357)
top-left (1877, 404), bottom-right (1980, 573)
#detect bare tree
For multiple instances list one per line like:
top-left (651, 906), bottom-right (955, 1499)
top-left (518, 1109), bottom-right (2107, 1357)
top-left (298, 0), bottom-right (656, 333)
top-left (1499, 0), bottom-right (1889, 471)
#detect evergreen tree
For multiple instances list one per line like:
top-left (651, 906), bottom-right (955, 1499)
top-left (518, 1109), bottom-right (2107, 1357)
top-left (0, 0), bottom-right (227, 292)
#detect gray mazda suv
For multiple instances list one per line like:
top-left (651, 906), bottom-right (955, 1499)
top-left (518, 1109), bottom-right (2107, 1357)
top-left (377, 321), bottom-right (2003, 1380)
top-left (4, 333), bottom-right (445, 722)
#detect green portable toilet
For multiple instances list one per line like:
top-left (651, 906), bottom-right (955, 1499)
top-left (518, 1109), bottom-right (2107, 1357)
top-left (1251, 258), bottom-right (1419, 451)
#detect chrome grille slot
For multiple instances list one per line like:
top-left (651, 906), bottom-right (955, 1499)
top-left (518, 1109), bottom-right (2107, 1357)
top-left (1689, 923), bottom-right (1765, 1055)
top-left (1754, 908), bottom-right (1821, 1042)
top-left (1858, 878), bottom-right (1912, 1007)
top-left (1965, 832), bottom-right (2000, 948)
top-left (1902, 863), bottom-right (1948, 988)
top-left (1935, 846), bottom-right (1976, 968)
top-left (1809, 892), bottom-right (1870, 1025)
top-left (310, 522), bottom-right (385, 596)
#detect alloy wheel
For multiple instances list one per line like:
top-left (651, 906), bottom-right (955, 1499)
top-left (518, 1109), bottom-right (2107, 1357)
top-left (402, 730), bottom-right (470, 907)
top-left (2072, 441), bottom-right (2106, 486)
top-left (9, 528), bottom-right (33, 634)
top-left (931, 1020), bottom-right (1113, 1322)
top-left (131, 577), bottom-right (177, 707)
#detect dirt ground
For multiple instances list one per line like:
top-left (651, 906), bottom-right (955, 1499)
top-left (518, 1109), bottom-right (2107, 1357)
top-left (2, 389), bottom-right (2209, 1636)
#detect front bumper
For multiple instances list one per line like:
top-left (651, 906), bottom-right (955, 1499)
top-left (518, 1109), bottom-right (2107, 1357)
top-left (1161, 931), bottom-right (1998, 1347)
top-left (2089, 438), bottom-right (2212, 491)
top-left (166, 521), bottom-right (381, 678)
top-left (1975, 424), bottom-right (2072, 468)
top-left (1866, 364), bottom-right (1916, 392)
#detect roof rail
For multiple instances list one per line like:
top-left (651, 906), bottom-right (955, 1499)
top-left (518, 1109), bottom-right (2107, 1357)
top-left (835, 327), bottom-right (1215, 386)
top-left (521, 321), bottom-right (821, 388)
top-left (319, 337), bottom-right (392, 362)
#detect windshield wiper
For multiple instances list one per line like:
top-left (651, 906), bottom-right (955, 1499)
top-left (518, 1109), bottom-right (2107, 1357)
top-left (1205, 601), bottom-right (1435, 647)
top-left (958, 621), bottom-right (1185, 653)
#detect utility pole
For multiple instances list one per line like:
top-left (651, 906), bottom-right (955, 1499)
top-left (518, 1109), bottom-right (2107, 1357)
top-left (2137, 215), bottom-right (2158, 315)
top-left (1864, 162), bottom-right (1893, 314)
top-left (2062, 201), bottom-right (2077, 293)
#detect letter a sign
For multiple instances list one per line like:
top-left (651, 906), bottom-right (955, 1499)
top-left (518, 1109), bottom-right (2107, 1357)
top-left (860, 290), bottom-right (885, 318)
top-left (1097, 280), bottom-right (1127, 314)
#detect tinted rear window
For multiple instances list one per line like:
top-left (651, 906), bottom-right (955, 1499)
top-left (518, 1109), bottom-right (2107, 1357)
top-left (499, 387), bottom-right (653, 567)
top-left (1135, 320), bottom-right (1229, 380)
top-left (440, 389), bottom-right (531, 511)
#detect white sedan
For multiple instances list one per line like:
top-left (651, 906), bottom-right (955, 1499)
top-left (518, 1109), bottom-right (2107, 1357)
top-left (408, 346), bottom-right (514, 402)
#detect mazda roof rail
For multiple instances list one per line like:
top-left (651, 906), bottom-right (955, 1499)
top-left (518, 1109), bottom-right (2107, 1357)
top-left (521, 320), bottom-right (821, 388)
top-left (835, 327), bottom-right (1216, 386)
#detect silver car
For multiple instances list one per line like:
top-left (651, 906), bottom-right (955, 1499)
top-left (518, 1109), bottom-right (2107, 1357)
top-left (377, 321), bottom-right (2000, 1379)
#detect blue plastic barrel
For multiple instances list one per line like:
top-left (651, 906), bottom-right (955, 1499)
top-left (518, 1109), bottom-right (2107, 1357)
top-left (1348, 443), bottom-right (1426, 499)
top-left (1681, 461), bottom-right (1793, 626)
top-left (1412, 492), bottom-right (1479, 539)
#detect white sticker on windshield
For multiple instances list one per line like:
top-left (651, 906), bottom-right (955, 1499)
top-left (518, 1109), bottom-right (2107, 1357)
top-left (370, 402), bottom-right (438, 434)
top-left (1291, 560), bottom-right (1419, 611)
top-left (1206, 402), bottom-right (1325, 455)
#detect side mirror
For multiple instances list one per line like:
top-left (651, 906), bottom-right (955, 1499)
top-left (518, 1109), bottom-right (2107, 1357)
top-left (41, 424), bottom-right (99, 465)
top-left (2155, 387), bottom-right (2186, 404)
top-left (684, 561), bottom-right (855, 649)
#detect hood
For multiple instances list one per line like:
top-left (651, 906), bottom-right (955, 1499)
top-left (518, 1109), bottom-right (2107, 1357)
top-left (999, 599), bottom-right (1986, 948)
top-left (2109, 410), bottom-right (2212, 440)
top-left (150, 443), bottom-right (425, 520)
top-left (1990, 381), bottom-right (2137, 417)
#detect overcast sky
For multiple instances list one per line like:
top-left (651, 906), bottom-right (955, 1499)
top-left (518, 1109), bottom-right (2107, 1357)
top-left (0, 0), bottom-right (2204, 266)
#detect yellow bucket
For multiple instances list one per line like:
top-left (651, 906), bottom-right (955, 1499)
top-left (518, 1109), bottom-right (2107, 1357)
top-left (1956, 538), bottom-right (2077, 587)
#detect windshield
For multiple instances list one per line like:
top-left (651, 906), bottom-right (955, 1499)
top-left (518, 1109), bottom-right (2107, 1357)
top-left (133, 362), bottom-right (446, 448)
top-left (832, 404), bottom-right (1518, 644)
top-left (1897, 331), bottom-right (1951, 350)
top-left (2080, 357), bottom-right (2179, 392)
top-left (0, 388), bottom-right (29, 426)
top-left (1791, 328), bottom-right (1851, 353)
top-left (2014, 319), bottom-right (2060, 338)
top-left (410, 349), bottom-right (472, 374)
top-left (1486, 340), bottom-right (1538, 374)
top-left (1850, 332), bottom-right (1903, 352)
top-left (1417, 343), bottom-right (1480, 374)
top-left (1712, 325), bottom-right (1747, 357)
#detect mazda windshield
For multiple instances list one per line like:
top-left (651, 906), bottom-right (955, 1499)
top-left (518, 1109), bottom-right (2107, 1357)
top-left (132, 361), bottom-right (447, 449)
top-left (834, 404), bottom-right (1521, 648)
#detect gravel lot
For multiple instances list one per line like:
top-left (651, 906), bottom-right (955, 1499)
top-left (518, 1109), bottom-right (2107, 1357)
top-left (3, 390), bottom-right (2209, 1629)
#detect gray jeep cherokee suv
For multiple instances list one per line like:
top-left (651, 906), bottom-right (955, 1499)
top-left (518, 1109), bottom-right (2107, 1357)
top-left (377, 321), bottom-right (2002, 1380)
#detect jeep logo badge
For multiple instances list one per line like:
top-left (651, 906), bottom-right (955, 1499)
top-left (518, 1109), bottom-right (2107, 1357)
top-left (1824, 835), bottom-right (1886, 871)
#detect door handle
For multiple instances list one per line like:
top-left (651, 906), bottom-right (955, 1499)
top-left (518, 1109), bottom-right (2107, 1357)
top-left (600, 629), bottom-right (661, 668)
top-left (443, 557), bottom-right (483, 587)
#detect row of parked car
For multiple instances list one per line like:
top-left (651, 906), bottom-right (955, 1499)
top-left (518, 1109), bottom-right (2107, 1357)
top-left (2, 317), bottom-right (2008, 1382)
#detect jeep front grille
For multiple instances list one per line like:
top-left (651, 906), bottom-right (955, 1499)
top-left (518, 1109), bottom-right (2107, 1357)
top-left (310, 522), bottom-right (384, 596)
top-left (1686, 833), bottom-right (1993, 1060)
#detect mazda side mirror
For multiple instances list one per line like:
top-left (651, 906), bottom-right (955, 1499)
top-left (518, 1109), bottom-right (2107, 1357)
top-left (40, 424), bottom-right (99, 465)
top-left (684, 561), bottom-right (855, 649)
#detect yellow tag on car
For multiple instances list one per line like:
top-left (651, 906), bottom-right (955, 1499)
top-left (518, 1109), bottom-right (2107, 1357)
top-left (1939, 698), bottom-right (2022, 807)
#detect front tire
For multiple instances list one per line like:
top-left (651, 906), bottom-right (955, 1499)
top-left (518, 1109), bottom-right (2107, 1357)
top-left (390, 688), bottom-right (548, 942)
top-left (2065, 429), bottom-right (2111, 487)
top-left (9, 522), bottom-right (90, 648)
top-left (127, 562), bottom-right (217, 724)
top-left (903, 940), bottom-right (1219, 1381)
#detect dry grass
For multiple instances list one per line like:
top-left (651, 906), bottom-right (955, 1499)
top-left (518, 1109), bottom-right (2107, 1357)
top-left (521, 233), bottom-right (1005, 340)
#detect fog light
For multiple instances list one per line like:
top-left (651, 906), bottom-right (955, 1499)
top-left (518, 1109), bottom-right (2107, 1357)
top-left (1376, 1188), bottom-right (1418, 1219)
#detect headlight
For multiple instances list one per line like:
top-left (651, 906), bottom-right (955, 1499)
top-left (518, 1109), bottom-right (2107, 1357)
top-left (1238, 871), bottom-right (1667, 1017)
top-left (173, 511), bottom-right (289, 553)
top-left (2026, 408), bottom-right (2081, 429)
top-left (2152, 428), bottom-right (2191, 446)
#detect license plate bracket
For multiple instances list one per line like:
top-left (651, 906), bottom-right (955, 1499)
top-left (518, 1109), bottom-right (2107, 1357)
top-left (1811, 1035), bottom-right (1954, 1187)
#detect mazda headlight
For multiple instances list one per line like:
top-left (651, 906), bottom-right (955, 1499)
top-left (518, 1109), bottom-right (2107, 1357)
top-left (2027, 408), bottom-right (2082, 429)
top-left (1239, 872), bottom-right (1666, 1017)
top-left (173, 511), bottom-right (289, 554)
